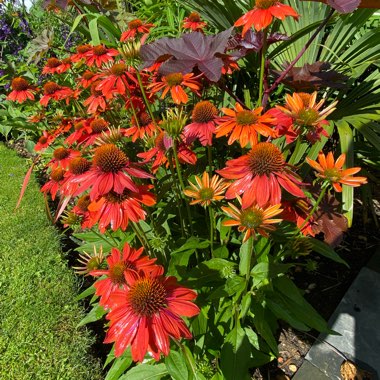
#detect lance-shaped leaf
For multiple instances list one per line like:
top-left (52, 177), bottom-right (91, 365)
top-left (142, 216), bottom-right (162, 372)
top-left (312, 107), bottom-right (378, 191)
top-left (140, 28), bottom-right (233, 82)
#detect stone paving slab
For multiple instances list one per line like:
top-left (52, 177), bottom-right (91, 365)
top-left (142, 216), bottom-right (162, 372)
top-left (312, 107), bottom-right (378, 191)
top-left (294, 262), bottom-right (380, 379)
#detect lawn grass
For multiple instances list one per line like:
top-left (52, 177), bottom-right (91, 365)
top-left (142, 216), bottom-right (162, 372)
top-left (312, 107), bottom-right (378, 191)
top-left (0, 144), bottom-right (103, 380)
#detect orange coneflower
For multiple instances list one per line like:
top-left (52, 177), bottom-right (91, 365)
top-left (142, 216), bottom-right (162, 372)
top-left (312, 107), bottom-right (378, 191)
top-left (64, 119), bottom-right (92, 147)
top-left (34, 131), bottom-right (55, 152)
top-left (48, 147), bottom-right (81, 170)
top-left (71, 44), bottom-right (93, 62)
top-left (215, 103), bottom-right (276, 147)
top-left (104, 269), bottom-right (199, 361)
top-left (222, 196), bottom-right (283, 242)
top-left (235, 0), bottom-right (299, 36)
top-left (148, 72), bottom-right (201, 104)
top-left (90, 243), bottom-right (158, 309)
top-left (123, 111), bottom-right (156, 142)
top-left (62, 157), bottom-right (92, 196)
top-left (83, 81), bottom-right (107, 114)
top-left (282, 199), bottom-right (315, 237)
top-left (41, 167), bottom-right (67, 200)
top-left (42, 57), bottom-right (71, 75)
top-left (72, 245), bottom-right (105, 275)
top-left (7, 77), bottom-right (36, 103)
top-left (68, 194), bottom-right (93, 229)
top-left (183, 12), bottom-right (207, 32)
top-left (40, 81), bottom-right (73, 107)
top-left (306, 152), bottom-right (367, 192)
top-left (85, 45), bottom-right (120, 68)
top-left (218, 142), bottom-right (305, 208)
top-left (276, 92), bottom-right (337, 143)
top-left (184, 100), bottom-right (218, 146)
top-left (79, 70), bottom-right (99, 89)
top-left (184, 172), bottom-right (230, 207)
top-left (120, 19), bottom-right (154, 41)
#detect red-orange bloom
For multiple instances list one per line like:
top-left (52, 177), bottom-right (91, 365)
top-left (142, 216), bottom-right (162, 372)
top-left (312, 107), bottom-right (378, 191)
top-left (215, 103), bottom-right (276, 147)
top-left (48, 147), bottom-right (81, 170)
top-left (120, 19), bottom-right (154, 41)
top-left (218, 142), bottom-right (305, 208)
top-left (148, 72), bottom-right (201, 104)
top-left (7, 77), bottom-right (35, 103)
top-left (123, 111), bottom-right (156, 142)
top-left (104, 270), bottom-right (199, 361)
top-left (79, 70), bottom-right (99, 89)
top-left (71, 44), bottom-right (93, 62)
top-left (235, 0), bottom-right (299, 35)
top-left (34, 131), bottom-right (55, 152)
top-left (83, 81), bottom-right (107, 114)
top-left (183, 12), bottom-right (207, 32)
top-left (41, 167), bottom-right (66, 200)
top-left (62, 157), bottom-right (92, 196)
top-left (222, 196), bottom-right (283, 242)
top-left (70, 194), bottom-right (93, 230)
top-left (88, 185), bottom-right (156, 232)
top-left (42, 57), bottom-right (71, 75)
top-left (306, 152), bottom-right (367, 192)
top-left (40, 81), bottom-right (73, 107)
top-left (282, 199), bottom-right (315, 237)
top-left (138, 131), bottom-right (197, 173)
top-left (90, 243), bottom-right (158, 309)
top-left (85, 45), bottom-right (120, 68)
top-left (184, 100), bottom-right (218, 146)
top-left (74, 144), bottom-right (154, 200)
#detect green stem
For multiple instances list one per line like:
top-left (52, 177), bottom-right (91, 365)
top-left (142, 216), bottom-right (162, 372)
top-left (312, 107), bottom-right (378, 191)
top-left (209, 206), bottom-right (214, 256)
top-left (173, 140), bottom-right (194, 235)
top-left (300, 185), bottom-right (328, 231)
top-left (245, 237), bottom-right (254, 285)
top-left (136, 71), bottom-right (157, 126)
top-left (207, 145), bottom-right (213, 177)
top-left (258, 28), bottom-right (268, 106)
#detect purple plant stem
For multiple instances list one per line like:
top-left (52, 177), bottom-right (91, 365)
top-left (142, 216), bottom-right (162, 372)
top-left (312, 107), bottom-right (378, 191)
top-left (261, 8), bottom-right (335, 109)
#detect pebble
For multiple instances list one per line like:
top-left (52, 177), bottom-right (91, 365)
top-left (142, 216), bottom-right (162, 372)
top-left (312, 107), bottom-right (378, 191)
top-left (289, 364), bottom-right (298, 373)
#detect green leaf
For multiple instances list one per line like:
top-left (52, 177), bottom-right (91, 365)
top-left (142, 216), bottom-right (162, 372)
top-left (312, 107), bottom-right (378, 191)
top-left (77, 304), bottom-right (106, 328)
top-left (89, 17), bottom-right (101, 45)
top-left (244, 327), bottom-right (260, 351)
top-left (250, 262), bottom-right (293, 288)
top-left (120, 363), bottom-right (168, 380)
top-left (310, 238), bottom-right (348, 267)
top-left (239, 293), bottom-right (251, 319)
top-left (105, 349), bottom-right (133, 380)
top-left (165, 350), bottom-right (189, 380)
top-left (75, 285), bottom-right (95, 301)
top-left (213, 245), bottom-right (229, 259)
top-left (239, 239), bottom-right (252, 276)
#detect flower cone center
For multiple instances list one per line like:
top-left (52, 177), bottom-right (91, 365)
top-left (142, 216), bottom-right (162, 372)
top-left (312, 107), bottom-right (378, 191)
top-left (50, 168), bottom-right (65, 182)
top-left (77, 44), bottom-right (91, 54)
top-left (298, 108), bottom-right (319, 126)
top-left (236, 110), bottom-right (258, 126)
top-left (46, 58), bottom-right (61, 68)
top-left (44, 82), bottom-right (60, 95)
top-left (199, 187), bottom-right (214, 201)
top-left (109, 263), bottom-right (126, 284)
top-left (90, 118), bottom-right (108, 133)
top-left (105, 189), bottom-right (130, 203)
top-left (129, 278), bottom-right (167, 316)
top-left (248, 142), bottom-right (284, 175)
top-left (255, 0), bottom-right (277, 9)
top-left (38, 136), bottom-right (48, 144)
top-left (90, 81), bottom-right (103, 96)
top-left (74, 121), bottom-right (85, 131)
top-left (188, 12), bottom-right (201, 22)
top-left (240, 208), bottom-right (264, 229)
top-left (76, 194), bottom-right (91, 212)
top-left (83, 71), bottom-right (95, 80)
top-left (165, 72), bottom-right (184, 87)
top-left (69, 157), bottom-right (91, 175)
top-left (12, 77), bottom-right (29, 91)
top-left (128, 19), bottom-right (143, 29)
top-left (53, 147), bottom-right (70, 160)
top-left (324, 168), bottom-right (341, 182)
top-left (93, 45), bottom-right (108, 56)
top-left (139, 112), bottom-right (152, 126)
top-left (93, 144), bottom-right (128, 173)
top-left (87, 257), bottom-right (102, 271)
top-left (192, 101), bottom-right (217, 123)
top-left (110, 63), bottom-right (127, 76)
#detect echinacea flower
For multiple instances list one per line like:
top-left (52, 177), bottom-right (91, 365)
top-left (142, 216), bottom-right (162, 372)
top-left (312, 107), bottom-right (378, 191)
top-left (104, 270), bottom-right (199, 361)
top-left (148, 72), bottom-right (201, 104)
top-left (79, 70), bottom-right (99, 88)
top-left (275, 92), bottom-right (337, 143)
top-left (183, 100), bottom-right (218, 146)
top-left (48, 147), bottom-right (81, 170)
top-left (120, 19), bottom-right (154, 41)
top-left (34, 131), bottom-right (55, 152)
top-left (222, 196), bottom-right (282, 241)
top-left (74, 144), bottom-right (153, 200)
top-left (73, 245), bottom-right (105, 275)
top-left (42, 57), bottom-right (71, 75)
top-left (63, 157), bottom-right (92, 196)
top-left (41, 167), bottom-right (66, 200)
top-left (90, 243), bottom-right (158, 308)
top-left (6, 77), bottom-right (35, 103)
top-left (282, 199), bottom-right (315, 237)
top-left (71, 44), bottom-right (93, 62)
top-left (68, 194), bottom-right (93, 229)
top-left (83, 81), bottom-right (107, 114)
top-left (218, 142), bottom-right (305, 208)
top-left (184, 172), bottom-right (230, 207)
top-left (235, 0), bottom-right (299, 35)
top-left (215, 103), bottom-right (276, 147)
top-left (306, 152), bottom-right (367, 192)
top-left (40, 81), bottom-right (73, 107)
top-left (183, 12), bottom-right (207, 32)
top-left (87, 185), bottom-right (156, 232)
top-left (85, 45), bottom-right (120, 68)
top-left (123, 111), bottom-right (156, 142)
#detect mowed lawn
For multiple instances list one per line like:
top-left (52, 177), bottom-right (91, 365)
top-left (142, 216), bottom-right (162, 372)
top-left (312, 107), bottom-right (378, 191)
top-left (0, 144), bottom-right (102, 380)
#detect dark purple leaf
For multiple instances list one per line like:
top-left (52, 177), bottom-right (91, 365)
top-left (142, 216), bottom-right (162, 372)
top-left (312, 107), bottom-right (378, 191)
top-left (267, 33), bottom-right (290, 44)
top-left (327, 0), bottom-right (361, 13)
top-left (140, 28), bottom-right (233, 82)
top-left (272, 61), bottom-right (348, 91)
top-left (43, 0), bottom-right (68, 10)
